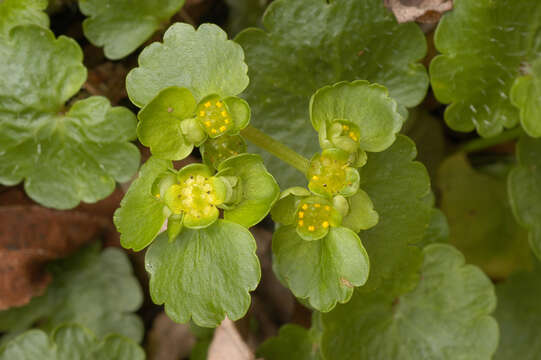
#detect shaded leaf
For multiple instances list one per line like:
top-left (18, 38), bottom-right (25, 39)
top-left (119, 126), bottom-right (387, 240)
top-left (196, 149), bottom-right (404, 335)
top-left (0, 0), bottom-right (48, 37)
top-left (321, 244), bottom-right (498, 360)
top-left (0, 244), bottom-right (144, 343)
top-left (257, 324), bottom-right (321, 360)
top-left (510, 58), bottom-right (541, 137)
top-left (236, 0), bottom-right (428, 186)
top-left (80, 0), bottom-right (185, 60)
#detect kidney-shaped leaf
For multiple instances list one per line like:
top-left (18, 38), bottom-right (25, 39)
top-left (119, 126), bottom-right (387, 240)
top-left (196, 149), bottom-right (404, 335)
top-left (127, 22), bottom-right (249, 107)
top-left (235, 0), bottom-right (427, 186)
top-left (80, 0), bottom-right (185, 60)
top-left (0, 325), bottom-right (144, 360)
top-left (0, 0), bottom-right (48, 37)
top-left (430, 0), bottom-right (541, 137)
top-left (0, 26), bottom-right (140, 209)
top-left (321, 244), bottom-right (498, 360)
top-left (145, 220), bottom-right (260, 327)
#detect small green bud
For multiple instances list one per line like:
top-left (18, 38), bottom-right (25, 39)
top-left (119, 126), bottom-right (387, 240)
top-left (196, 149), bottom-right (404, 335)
top-left (332, 195), bottom-right (349, 218)
top-left (327, 120), bottom-right (361, 153)
top-left (180, 117), bottom-right (207, 145)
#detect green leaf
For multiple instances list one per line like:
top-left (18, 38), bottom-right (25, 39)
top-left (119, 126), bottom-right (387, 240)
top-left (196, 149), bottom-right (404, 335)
top-left (217, 154), bottom-right (280, 228)
top-left (508, 135), bottom-right (541, 260)
top-left (438, 153), bottom-right (532, 277)
top-left (225, 0), bottom-right (268, 36)
top-left (419, 208), bottom-right (449, 247)
top-left (114, 157), bottom-right (172, 251)
top-left (321, 244), bottom-right (498, 360)
top-left (0, 325), bottom-right (144, 360)
top-left (235, 0), bottom-right (428, 186)
top-left (311, 81), bottom-right (404, 153)
top-left (494, 265), bottom-right (541, 360)
top-left (430, 0), bottom-right (541, 137)
top-left (270, 187), bottom-right (311, 225)
top-left (0, 244), bottom-right (143, 343)
top-left (257, 324), bottom-right (322, 360)
top-left (272, 225), bottom-right (369, 312)
top-left (79, 0), bottom-right (185, 60)
top-left (127, 23), bottom-right (249, 107)
top-left (358, 135), bottom-right (431, 292)
top-left (137, 86), bottom-right (196, 160)
top-left (145, 220), bottom-right (260, 327)
top-left (511, 58), bottom-right (541, 137)
top-left (342, 189), bottom-right (379, 233)
top-left (0, 25), bottom-right (140, 209)
top-left (0, 0), bottom-right (48, 38)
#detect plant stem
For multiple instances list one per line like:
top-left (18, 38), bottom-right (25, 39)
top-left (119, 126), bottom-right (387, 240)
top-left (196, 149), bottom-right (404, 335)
top-left (241, 125), bottom-right (310, 174)
top-left (459, 127), bottom-right (523, 153)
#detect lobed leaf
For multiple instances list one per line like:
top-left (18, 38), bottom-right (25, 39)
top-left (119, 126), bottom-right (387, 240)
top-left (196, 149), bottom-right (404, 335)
top-left (0, 26), bottom-right (140, 209)
top-left (127, 22), bottom-right (249, 107)
top-left (114, 157), bottom-right (172, 251)
top-left (508, 135), bottom-right (541, 260)
top-left (0, 0), bottom-right (48, 38)
top-left (321, 244), bottom-right (498, 360)
top-left (79, 0), bottom-right (185, 60)
top-left (0, 325), bottom-right (144, 360)
top-left (145, 220), bottom-right (260, 327)
top-left (272, 226), bottom-right (369, 312)
top-left (439, 153), bottom-right (532, 277)
top-left (236, 0), bottom-right (428, 186)
top-left (430, 0), bottom-right (541, 137)
top-left (257, 324), bottom-right (322, 360)
top-left (511, 58), bottom-right (541, 137)
top-left (0, 244), bottom-right (144, 343)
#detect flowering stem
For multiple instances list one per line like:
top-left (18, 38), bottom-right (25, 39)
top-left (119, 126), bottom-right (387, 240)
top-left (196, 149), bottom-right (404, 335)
top-left (241, 125), bottom-right (310, 175)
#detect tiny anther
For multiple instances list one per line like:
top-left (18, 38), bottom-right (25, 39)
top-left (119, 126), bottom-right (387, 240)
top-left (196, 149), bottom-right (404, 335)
top-left (167, 107), bottom-right (173, 113)
top-left (199, 111), bottom-right (205, 116)
top-left (312, 175), bottom-right (319, 180)
top-left (298, 211), bottom-right (304, 218)
top-left (221, 111), bottom-right (227, 117)
top-left (298, 220), bottom-right (304, 226)
top-left (342, 125), bottom-right (349, 130)
top-left (302, 204), bottom-right (308, 210)
top-left (322, 221), bottom-right (329, 228)
top-left (314, 204), bottom-right (321, 208)
top-left (224, 119), bottom-right (230, 124)
top-left (205, 121), bottom-right (211, 127)
top-left (204, 101), bottom-right (211, 108)
top-left (219, 126), bottom-right (227, 132)
top-left (308, 225), bottom-right (315, 231)
top-left (325, 205), bottom-right (331, 211)
top-left (216, 101), bottom-right (223, 108)
top-left (155, 194), bottom-right (160, 198)
top-left (211, 129), bottom-right (217, 134)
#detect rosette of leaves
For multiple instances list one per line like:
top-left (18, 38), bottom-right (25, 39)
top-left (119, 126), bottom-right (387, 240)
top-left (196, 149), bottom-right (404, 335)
top-left (320, 244), bottom-right (498, 360)
top-left (0, 325), bottom-right (144, 360)
top-left (126, 23), bottom-right (250, 161)
top-left (270, 186), bottom-right (376, 311)
top-left (114, 154), bottom-right (279, 326)
top-left (0, 25), bottom-right (140, 209)
top-left (0, 244), bottom-right (144, 343)
top-left (236, 0), bottom-right (428, 186)
top-left (79, 0), bottom-right (186, 60)
top-left (0, 0), bottom-right (48, 37)
top-left (508, 135), bottom-right (541, 260)
top-left (430, 0), bottom-right (541, 137)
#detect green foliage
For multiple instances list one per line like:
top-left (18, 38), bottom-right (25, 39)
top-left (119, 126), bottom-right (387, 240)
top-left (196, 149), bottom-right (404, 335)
top-left (272, 225), bottom-right (369, 312)
top-left (438, 153), bottom-right (532, 277)
top-left (430, 0), bottom-right (541, 137)
top-left (0, 244), bottom-right (143, 343)
top-left (494, 264), bottom-right (541, 359)
top-left (236, 0), bottom-right (427, 186)
top-left (321, 244), bottom-right (498, 360)
top-left (508, 135), bottom-right (541, 260)
top-left (0, 0), bottom-right (48, 37)
top-left (358, 135), bottom-right (431, 292)
top-left (511, 59), bottom-right (541, 137)
top-left (145, 220), bottom-right (260, 327)
top-left (79, 0), bottom-right (185, 60)
top-left (127, 23), bottom-right (248, 107)
top-left (114, 157), bottom-right (172, 251)
top-left (0, 325), bottom-right (144, 360)
top-left (257, 324), bottom-right (322, 360)
top-left (0, 25), bottom-right (140, 209)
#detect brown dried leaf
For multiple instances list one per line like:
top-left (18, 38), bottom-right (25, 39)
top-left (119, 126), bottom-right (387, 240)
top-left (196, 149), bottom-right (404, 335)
top-left (208, 318), bottom-right (255, 360)
top-left (384, 0), bottom-right (453, 23)
top-left (0, 187), bottom-right (122, 310)
top-left (147, 312), bottom-right (196, 360)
